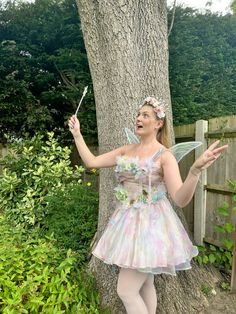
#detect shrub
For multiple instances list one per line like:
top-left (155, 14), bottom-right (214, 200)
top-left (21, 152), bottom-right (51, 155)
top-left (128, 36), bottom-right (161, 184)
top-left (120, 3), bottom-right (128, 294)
top-left (41, 182), bottom-right (98, 265)
top-left (0, 132), bottom-right (84, 228)
top-left (0, 216), bottom-right (101, 313)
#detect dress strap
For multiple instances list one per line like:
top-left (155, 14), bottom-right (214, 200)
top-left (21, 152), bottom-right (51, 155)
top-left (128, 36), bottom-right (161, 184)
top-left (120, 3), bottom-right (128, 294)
top-left (152, 147), bottom-right (167, 162)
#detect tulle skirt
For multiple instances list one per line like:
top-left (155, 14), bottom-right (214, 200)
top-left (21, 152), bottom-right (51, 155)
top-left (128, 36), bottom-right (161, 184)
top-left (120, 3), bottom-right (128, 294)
top-left (92, 197), bottom-right (198, 275)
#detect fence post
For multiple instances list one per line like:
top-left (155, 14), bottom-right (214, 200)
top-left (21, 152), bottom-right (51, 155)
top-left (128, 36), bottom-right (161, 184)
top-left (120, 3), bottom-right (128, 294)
top-left (194, 120), bottom-right (208, 245)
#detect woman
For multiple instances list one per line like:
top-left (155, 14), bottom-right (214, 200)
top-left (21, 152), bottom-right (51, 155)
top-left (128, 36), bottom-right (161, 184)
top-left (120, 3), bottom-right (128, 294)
top-left (68, 96), bottom-right (228, 314)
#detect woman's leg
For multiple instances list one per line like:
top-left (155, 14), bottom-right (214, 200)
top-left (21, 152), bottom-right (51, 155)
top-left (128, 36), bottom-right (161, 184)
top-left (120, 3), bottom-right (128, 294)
top-left (117, 268), bottom-right (149, 314)
top-left (140, 274), bottom-right (157, 314)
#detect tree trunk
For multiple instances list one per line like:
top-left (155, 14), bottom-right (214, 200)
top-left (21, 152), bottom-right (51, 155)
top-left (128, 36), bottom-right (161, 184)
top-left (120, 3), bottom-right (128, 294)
top-left (75, 1), bottom-right (223, 312)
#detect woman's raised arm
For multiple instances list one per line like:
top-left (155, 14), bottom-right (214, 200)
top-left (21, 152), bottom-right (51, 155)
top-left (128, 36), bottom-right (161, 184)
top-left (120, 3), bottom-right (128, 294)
top-left (162, 140), bottom-right (228, 208)
top-left (68, 115), bottom-right (127, 169)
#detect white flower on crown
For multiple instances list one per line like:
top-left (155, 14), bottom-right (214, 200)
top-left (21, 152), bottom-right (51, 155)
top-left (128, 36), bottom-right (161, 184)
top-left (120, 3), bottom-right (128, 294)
top-left (140, 96), bottom-right (166, 119)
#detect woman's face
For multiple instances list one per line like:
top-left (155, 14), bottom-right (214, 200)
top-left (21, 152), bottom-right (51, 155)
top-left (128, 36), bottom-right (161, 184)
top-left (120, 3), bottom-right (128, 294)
top-left (135, 105), bottom-right (163, 136)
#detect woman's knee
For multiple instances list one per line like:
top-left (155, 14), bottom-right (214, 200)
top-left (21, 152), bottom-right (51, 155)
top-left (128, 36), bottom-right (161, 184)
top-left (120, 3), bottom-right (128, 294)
top-left (116, 284), bottom-right (137, 301)
top-left (117, 268), bottom-right (147, 300)
top-left (141, 274), bottom-right (154, 289)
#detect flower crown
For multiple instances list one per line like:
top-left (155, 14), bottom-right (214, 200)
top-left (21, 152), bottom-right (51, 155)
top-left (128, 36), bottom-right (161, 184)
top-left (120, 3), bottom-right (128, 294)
top-left (140, 96), bottom-right (166, 119)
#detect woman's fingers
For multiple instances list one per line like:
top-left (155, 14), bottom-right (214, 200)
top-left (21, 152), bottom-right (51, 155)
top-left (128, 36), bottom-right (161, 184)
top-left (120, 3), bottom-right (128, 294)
top-left (192, 141), bottom-right (228, 172)
top-left (68, 116), bottom-right (74, 129)
top-left (208, 140), bottom-right (220, 151)
top-left (212, 144), bottom-right (228, 154)
top-left (208, 141), bottom-right (228, 152)
top-left (201, 142), bottom-right (228, 167)
top-left (206, 142), bottom-right (228, 159)
top-left (68, 115), bottom-right (80, 132)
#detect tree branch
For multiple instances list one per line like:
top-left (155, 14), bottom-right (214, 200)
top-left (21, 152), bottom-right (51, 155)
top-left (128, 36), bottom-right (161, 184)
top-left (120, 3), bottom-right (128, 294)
top-left (168, 0), bottom-right (177, 37)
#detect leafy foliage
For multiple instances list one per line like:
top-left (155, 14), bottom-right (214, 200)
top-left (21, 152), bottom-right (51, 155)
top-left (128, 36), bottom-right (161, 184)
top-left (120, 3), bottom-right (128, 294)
top-left (0, 132), bottom-right (84, 228)
top-left (0, 216), bottom-right (101, 313)
top-left (41, 182), bottom-right (98, 265)
top-left (0, 133), bottom-right (103, 311)
top-left (168, 6), bottom-right (236, 125)
top-left (1, 2), bottom-right (236, 142)
top-left (0, 0), bottom-right (96, 144)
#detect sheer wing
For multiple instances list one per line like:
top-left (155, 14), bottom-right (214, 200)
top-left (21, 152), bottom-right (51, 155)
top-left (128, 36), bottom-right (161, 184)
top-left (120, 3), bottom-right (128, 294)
top-left (124, 128), bottom-right (140, 144)
top-left (124, 128), bottom-right (202, 161)
top-left (170, 142), bottom-right (202, 162)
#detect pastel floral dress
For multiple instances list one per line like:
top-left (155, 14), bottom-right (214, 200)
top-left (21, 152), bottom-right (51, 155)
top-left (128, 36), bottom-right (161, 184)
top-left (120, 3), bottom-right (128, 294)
top-left (92, 148), bottom-right (198, 275)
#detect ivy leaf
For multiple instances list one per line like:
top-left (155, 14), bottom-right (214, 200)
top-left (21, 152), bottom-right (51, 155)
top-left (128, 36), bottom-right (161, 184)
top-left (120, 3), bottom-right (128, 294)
top-left (223, 223), bottom-right (235, 233)
top-left (198, 245), bottom-right (207, 252)
top-left (203, 255), bottom-right (209, 264)
top-left (209, 254), bottom-right (216, 263)
top-left (227, 179), bottom-right (236, 189)
top-left (209, 245), bottom-right (216, 251)
top-left (222, 239), bottom-right (234, 251)
top-left (216, 206), bottom-right (229, 216)
top-left (214, 225), bottom-right (226, 233)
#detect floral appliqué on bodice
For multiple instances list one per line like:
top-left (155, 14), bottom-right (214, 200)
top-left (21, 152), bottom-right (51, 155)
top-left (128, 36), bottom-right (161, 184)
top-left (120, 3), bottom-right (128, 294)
top-left (114, 149), bottom-right (167, 209)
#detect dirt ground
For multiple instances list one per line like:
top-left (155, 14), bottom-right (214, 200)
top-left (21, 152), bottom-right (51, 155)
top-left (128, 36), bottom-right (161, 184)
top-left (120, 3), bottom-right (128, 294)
top-left (202, 288), bottom-right (236, 314)
top-left (199, 272), bottom-right (236, 314)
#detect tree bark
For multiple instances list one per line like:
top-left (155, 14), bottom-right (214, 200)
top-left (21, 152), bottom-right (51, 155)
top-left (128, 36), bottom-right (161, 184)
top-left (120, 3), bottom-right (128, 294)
top-left (75, 1), bottom-right (223, 313)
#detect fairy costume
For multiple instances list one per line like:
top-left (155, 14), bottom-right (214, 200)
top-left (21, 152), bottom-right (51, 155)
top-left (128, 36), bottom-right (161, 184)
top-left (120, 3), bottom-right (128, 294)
top-left (92, 139), bottom-right (201, 275)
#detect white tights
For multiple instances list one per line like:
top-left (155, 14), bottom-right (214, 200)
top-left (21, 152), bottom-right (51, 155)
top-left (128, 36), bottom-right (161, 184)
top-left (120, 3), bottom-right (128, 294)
top-left (117, 268), bottom-right (157, 314)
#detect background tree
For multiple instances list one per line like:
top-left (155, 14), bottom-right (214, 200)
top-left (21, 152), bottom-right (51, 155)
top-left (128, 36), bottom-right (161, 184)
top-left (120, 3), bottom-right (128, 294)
top-left (75, 1), bottom-right (222, 313)
top-left (0, 0), bottom-right (96, 143)
top-left (168, 6), bottom-right (236, 125)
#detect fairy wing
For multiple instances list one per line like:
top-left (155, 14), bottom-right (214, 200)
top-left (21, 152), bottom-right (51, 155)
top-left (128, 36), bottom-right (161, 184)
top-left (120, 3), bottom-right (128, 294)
top-left (123, 128), bottom-right (202, 162)
top-left (170, 142), bottom-right (202, 162)
top-left (124, 128), bottom-right (139, 144)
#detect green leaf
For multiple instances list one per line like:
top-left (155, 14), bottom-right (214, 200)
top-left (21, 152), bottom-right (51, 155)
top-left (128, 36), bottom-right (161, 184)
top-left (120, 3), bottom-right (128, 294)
top-left (216, 206), bottom-right (229, 216)
top-left (227, 179), bottom-right (236, 189)
top-left (222, 239), bottom-right (234, 251)
top-left (223, 223), bottom-right (235, 233)
top-left (214, 225), bottom-right (226, 233)
top-left (197, 245), bottom-right (206, 252)
top-left (220, 281), bottom-right (230, 290)
top-left (203, 255), bottom-right (209, 264)
top-left (208, 254), bottom-right (216, 263)
top-left (209, 245), bottom-right (216, 251)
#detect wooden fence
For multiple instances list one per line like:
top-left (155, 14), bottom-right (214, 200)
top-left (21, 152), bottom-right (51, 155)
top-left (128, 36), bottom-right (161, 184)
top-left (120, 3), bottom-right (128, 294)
top-left (175, 115), bottom-right (236, 292)
top-left (175, 116), bottom-right (236, 244)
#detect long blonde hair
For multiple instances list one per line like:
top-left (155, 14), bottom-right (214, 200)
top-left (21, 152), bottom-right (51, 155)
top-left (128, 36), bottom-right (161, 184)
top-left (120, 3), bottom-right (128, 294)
top-left (142, 102), bottom-right (170, 148)
top-left (156, 117), bottom-right (170, 148)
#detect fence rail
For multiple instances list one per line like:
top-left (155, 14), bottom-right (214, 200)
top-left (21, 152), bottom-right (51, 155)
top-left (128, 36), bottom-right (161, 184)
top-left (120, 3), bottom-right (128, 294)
top-left (174, 115), bottom-right (236, 292)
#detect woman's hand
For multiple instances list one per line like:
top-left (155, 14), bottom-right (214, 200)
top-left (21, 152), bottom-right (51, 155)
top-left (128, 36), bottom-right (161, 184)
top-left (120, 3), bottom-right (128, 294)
top-left (191, 140), bottom-right (228, 175)
top-left (68, 115), bottom-right (81, 137)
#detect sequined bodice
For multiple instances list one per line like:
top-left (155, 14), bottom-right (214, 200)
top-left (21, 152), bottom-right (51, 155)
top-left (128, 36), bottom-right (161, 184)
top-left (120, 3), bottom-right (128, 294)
top-left (114, 149), bottom-right (167, 208)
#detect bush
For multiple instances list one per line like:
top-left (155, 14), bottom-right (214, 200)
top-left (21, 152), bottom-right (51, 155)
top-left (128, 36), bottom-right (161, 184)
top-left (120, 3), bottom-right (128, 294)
top-left (0, 216), bottom-right (101, 313)
top-left (0, 132), bottom-right (84, 228)
top-left (41, 182), bottom-right (98, 265)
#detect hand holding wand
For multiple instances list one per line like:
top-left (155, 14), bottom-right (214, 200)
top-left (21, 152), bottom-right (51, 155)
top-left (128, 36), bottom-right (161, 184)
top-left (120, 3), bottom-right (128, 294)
top-left (69, 86), bottom-right (88, 130)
